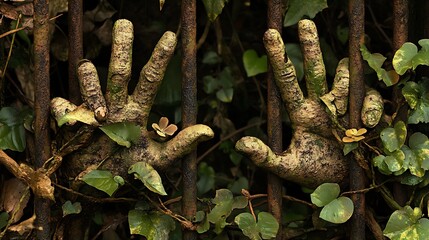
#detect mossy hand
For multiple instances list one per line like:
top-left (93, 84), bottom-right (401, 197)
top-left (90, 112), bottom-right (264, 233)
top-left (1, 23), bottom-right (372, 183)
top-left (51, 19), bottom-right (214, 179)
top-left (236, 20), bottom-right (351, 188)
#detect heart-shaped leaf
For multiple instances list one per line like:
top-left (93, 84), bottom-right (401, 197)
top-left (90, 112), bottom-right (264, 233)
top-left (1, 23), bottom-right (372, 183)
top-left (243, 50), bottom-right (267, 77)
top-left (393, 42), bottom-right (418, 75)
top-left (283, 0), bottom-right (327, 27)
top-left (319, 196), bottom-right (354, 224)
top-left (128, 162), bottom-right (167, 195)
top-left (62, 201), bottom-right (82, 216)
top-left (310, 183), bottom-right (340, 207)
top-left (380, 121), bottom-right (407, 152)
top-left (207, 189), bottom-right (248, 234)
top-left (128, 210), bottom-right (175, 239)
top-left (384, 206), bottom-right (429, 240)
top-left (82, 170), bottom-right (119, 196)
top-left (202, 0), bottom-right (228, 22)
top-left (234, 212), bottom-right (279, 240)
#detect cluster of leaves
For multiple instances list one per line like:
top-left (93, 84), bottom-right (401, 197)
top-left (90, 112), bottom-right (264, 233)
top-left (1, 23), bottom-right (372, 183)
top-left (372, 121), bottom-right (429, 181)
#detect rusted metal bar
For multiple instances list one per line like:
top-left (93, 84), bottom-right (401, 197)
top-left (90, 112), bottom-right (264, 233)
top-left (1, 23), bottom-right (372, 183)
top-left (33, 0), bottom-right (52, 239)
top-left (393, 0), bottom-right (408, 51)
top-left (348, 0), bottom-right (366, 239)
top-left (181, 0), bottom-right (197, 239)
top-left (392, 0), bottom-right (409, 207)
top-left (68, 0), bottom-right (83, 104)
top-left (266, 0), bottom-right (283, 239)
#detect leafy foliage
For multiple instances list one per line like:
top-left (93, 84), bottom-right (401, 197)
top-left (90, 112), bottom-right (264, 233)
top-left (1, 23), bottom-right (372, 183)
top-left (128, 209), bottom-right (175, 239)
top-left (310, 183), bottom-right (354, 224)
top-left (383, 206), bottom-right (429, 240)
top-left (234, 212), bottom-right (279, 240)
top-left (360, 44), bottom-right (399, 86)
top-left (0, 212), bottom-right (9, 230)
top-left (203, 67), bottom-right (235, 103)
top-left (283, 0), bottom-right (328, 27)
top-left (62, 201), bottom-right (82, 216)
top-left (128, 162), bottom-right (167, 196)
top-left (0, 107), bottom-right (32, 152)
top-left (393, 40), bottom-right (429, 75)
top-left (202, 0), bottom-right (229, 22)
top-left (207, 189), bottom-right (248, 234)
top-left (372, 120), bottom-right (429, 178)
top-left (243, 49), bottom-right (268, 77)
top-left (402, 79), bottom-right (429, 124)
top-left (82, 170), bottom-right (124, 196)
top-left (99, 122), bottom-right (141, 148)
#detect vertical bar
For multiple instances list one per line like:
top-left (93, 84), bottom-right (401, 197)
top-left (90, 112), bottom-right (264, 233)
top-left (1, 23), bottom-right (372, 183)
top-left (348, 0), bottom-right (366, 239)
top-left (266, 1), bottom-right (283, 239)
top-left (33, 0), bottom-right (51, 239)
top-left (392, 0), bottom-right (409, 207)
top-left (181, 0), bottom-right (197, 239)
top-left (393, 0), bottom-right (408, 51)
top-left (68, 0), bottom-right (83, 104)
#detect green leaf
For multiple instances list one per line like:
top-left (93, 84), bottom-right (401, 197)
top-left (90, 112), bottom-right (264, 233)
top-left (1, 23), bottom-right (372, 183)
top-left (409, 132), bottom-right (429, 171)
top-left (380, 121), bottom-right (407, 152)
top-left (228, 177), bottom-right (249, 195)
top-left (319, 197), bottom-right (354, 224)
top-left (207, 189), bottom-right (248, 234)
top-left (202, 51), bottom-right (222, 65)
top-left (393, 42), bottom-right (418, 75)
top-left (283, 0), bottom-right (328, 27)
top-left (62, 201), bottom-right (82, 216)
top-left (128, 209), bottom-right (175, 239)
top-left (402, 79), bottom-right (429, 124)
top-left (128, 162), bottom-right (167, 196)
top-left (82, 170), bottom-right (119, 196)
top-left (99, 122), bottom-right (141, 148)
top-left (343, 142), bottom-right (358, 156)
top-left (216, 88), bottom-right (234, 102)
top-left (411, 39), bottom-right (429, 69)
top-left (372, 155), bottom-right (393, 175)
top-left (234, 212), bottom-right (278, 240)
top-left (234, 213), bottom-right (260, 240)
top-left (0, 212), bottom-right (9, 229)
top-left (384, 150), bottom-right (406, 173)
top-left (360, 45), bottom-right (398, 86)
top-left (114, 176), bottom-right (125, 186)
top-left (195, 211), bottom-right (210, 234)
top-left (243, 50), bottom-right (268, 77)
top-left (310, 183), bottom-right (340, 207)
top-left (383, 206), bottom-right (429, 240)
top-left (257, 212), bottom-right (279, 239)
top-left (197, 162), bottom-right (215, 195)
top-left (57, 106), bottom-right (99, 127)
top-left (202, 0), bottom-right (228, 22)
top-left (0, 107), bottom-right (30, 152)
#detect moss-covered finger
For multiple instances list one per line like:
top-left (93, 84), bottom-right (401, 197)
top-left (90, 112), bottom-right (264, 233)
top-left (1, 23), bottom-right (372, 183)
top-left (298, 19), bottom-right (327, 99)
top-left (320, 58), bottom-right (350, 117)
top-left (361, 88), bottom-right (384, 128)
top-left (264, 29), bottom-right (304, 112)
top-left (106, 19), bottom-right (134, 112)
top-left (77, 60), bottom-right (107, 121)
top-left (132, 31), bottom-right (177, 126)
